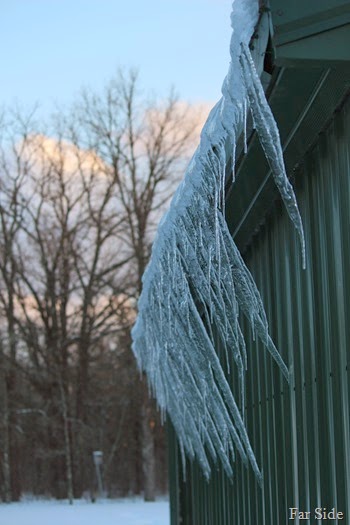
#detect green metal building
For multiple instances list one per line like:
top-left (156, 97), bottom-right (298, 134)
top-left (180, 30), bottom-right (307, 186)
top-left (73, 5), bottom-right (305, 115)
top-left (168, 2), bottom-right (350, 523)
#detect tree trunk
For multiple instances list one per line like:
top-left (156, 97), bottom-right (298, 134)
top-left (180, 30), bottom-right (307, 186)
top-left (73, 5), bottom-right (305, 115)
top-left (0, 358), bottom-right (11, 503)
top-left (141, 383), bottom-right (156, 502)
top-left (59, 378), bottom-right (74, 504)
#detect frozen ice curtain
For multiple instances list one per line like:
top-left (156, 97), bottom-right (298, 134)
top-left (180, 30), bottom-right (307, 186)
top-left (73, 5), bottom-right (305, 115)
top-left (132, 0), bottom-right (304, 483)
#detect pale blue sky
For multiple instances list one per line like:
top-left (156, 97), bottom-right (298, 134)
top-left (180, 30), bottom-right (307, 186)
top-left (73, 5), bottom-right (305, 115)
top-left (1, 1), bottom-right (233, 118)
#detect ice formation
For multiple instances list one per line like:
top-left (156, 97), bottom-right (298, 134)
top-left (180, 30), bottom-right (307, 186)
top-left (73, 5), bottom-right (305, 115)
top-left (132, 0), bottom-right (305, 483)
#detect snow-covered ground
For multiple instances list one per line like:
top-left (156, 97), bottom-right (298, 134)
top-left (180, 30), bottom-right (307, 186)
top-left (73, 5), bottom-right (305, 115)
top-left (0, 498), bottom-right (170, 525)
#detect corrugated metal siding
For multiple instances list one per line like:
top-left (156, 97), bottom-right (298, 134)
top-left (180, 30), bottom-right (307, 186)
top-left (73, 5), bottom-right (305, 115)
top-left (169, 95), bottom-right (350, 524)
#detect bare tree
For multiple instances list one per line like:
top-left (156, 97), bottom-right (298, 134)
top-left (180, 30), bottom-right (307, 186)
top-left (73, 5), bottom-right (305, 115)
top-left (0, 114), bottom-right (134, 499)
top-left (0, 71), bottom-right (201, 501)
top-left (15, 131), bottom-right (135, 498)
top-left (71, 69), bottom-right (201, 501)
top-left (0, 109), bottom-right (38, 501)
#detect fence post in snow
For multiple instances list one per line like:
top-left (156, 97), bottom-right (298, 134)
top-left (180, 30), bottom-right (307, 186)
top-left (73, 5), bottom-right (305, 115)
top-left (92, 450), bottom-right (104, 499)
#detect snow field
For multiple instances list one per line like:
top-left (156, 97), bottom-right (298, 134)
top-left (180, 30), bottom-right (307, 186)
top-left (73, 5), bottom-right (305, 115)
top-left (0, 498), bottom-right (170, 525)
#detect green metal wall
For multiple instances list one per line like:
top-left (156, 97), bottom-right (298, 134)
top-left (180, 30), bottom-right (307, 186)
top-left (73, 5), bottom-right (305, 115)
top-left (168, 94), bottom-right (350, 524)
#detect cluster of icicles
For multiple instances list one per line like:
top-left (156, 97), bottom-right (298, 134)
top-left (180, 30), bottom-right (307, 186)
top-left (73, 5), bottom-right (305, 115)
top-left (132, 0), bottom-right (305, 484)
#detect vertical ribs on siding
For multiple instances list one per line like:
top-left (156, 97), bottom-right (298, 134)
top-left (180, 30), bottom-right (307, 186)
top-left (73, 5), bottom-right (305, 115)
top-left (168, 96), bottom-right (350, 525)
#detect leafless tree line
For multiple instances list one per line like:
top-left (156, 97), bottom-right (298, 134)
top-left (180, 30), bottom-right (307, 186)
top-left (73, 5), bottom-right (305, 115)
top-left (0, 70), bottom-right (201, 502)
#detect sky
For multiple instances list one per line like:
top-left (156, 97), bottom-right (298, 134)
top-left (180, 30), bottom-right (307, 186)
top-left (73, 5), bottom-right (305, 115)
top-left (1, 1), bottom-right (233, 120)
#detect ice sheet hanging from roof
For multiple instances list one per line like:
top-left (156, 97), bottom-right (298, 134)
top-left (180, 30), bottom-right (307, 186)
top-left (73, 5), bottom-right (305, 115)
top-left (132, 0), bottom-right (305, 483)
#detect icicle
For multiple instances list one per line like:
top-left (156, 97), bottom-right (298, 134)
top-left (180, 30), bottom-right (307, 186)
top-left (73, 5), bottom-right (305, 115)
top-left (132, 0), bottom-right (304, 485)
top-left (232, 139), bottom-right (236, 183)
top-left (208, 245), bottom-right (213, 323)
top-left (240, 43), bottom-right (306, 269)
top-left (243, 97), bottom-right (248, 154)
